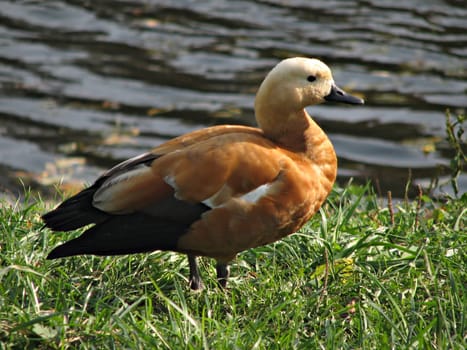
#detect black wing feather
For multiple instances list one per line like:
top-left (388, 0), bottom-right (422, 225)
top-left (47, 202), bottom-right (209, 259)
top-left (42, 152), bottom-right (159, 232)
top-left (42, 185), bottom-right (109, 231)
top-left (43, 151), bottom-right (209, 259)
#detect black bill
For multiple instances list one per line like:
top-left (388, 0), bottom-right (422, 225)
top-left (324, 84), bottom-right (364, 105)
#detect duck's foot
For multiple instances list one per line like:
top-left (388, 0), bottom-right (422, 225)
top-left (216, 262), bottom-right (230, 289)
top-left (188, 254), bottom-right (203, 290)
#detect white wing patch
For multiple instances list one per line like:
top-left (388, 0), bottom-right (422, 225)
top-left (163, 174), bottom-right (185, 200)
top-left (240, 183), bottom-right (272, 204)
top-left (163, 175), bottom-right (177, 190)
top-left (201, 183), bottom-right (272, 209)
top-left (202, 196), bottom-right (216, 208)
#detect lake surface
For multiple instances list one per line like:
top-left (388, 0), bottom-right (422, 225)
top-left (1, 0), bottom-right (466, 200)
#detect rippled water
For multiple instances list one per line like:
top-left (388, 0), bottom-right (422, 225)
top-left (0, 0), bottom-right (466, 199)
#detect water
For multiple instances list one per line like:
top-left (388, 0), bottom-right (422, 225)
top-left (0, 0), bottom-right (466, 200)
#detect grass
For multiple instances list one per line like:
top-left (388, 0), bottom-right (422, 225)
top-left (0, 183), bottom-right (465, 349)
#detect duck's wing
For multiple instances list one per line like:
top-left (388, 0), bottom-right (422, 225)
top-left (44, 127), bottom-right (301, 260)
top-left (43, 125), bottom-right (261, 227)
top-left (92, 130), bottom-right (283, 214)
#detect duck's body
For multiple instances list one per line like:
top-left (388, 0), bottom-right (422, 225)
top-left (43, 57), bottom-right (363, 289)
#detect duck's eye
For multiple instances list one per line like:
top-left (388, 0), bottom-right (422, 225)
top-left (307, 75), bottom-right (316, 82)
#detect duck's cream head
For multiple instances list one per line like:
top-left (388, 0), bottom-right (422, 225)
top-left (255, 57), bottom-right (364, 140)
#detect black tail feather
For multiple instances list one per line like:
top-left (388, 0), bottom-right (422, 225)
top-left (47, 213), bottom-right (192, 259)
top-left (42, 186), bottom-right (109, 231)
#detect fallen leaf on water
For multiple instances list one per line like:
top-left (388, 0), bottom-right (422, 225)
top-left (102, 133), bottom-right (136, 145)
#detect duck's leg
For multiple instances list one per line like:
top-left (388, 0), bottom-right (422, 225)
top-left (188, 254), bottom-right (203, 290)
top-left (216, 262), bottom-right (230, 288)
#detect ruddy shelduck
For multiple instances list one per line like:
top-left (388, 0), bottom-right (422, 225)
top-left (43, 57), bottom-right (364, 290)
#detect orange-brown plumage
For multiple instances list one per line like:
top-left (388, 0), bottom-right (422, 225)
top-left (43, 57), bottom-right (363, 289)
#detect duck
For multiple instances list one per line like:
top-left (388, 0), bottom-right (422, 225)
top-left (42, 57), bottom-right (364, 290)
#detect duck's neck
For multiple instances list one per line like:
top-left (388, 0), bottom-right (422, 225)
top-left (257, 108), bottom-right (337, 184)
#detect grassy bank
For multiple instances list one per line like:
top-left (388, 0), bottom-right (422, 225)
top-left (1, 184), bottom-right (465, 349)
